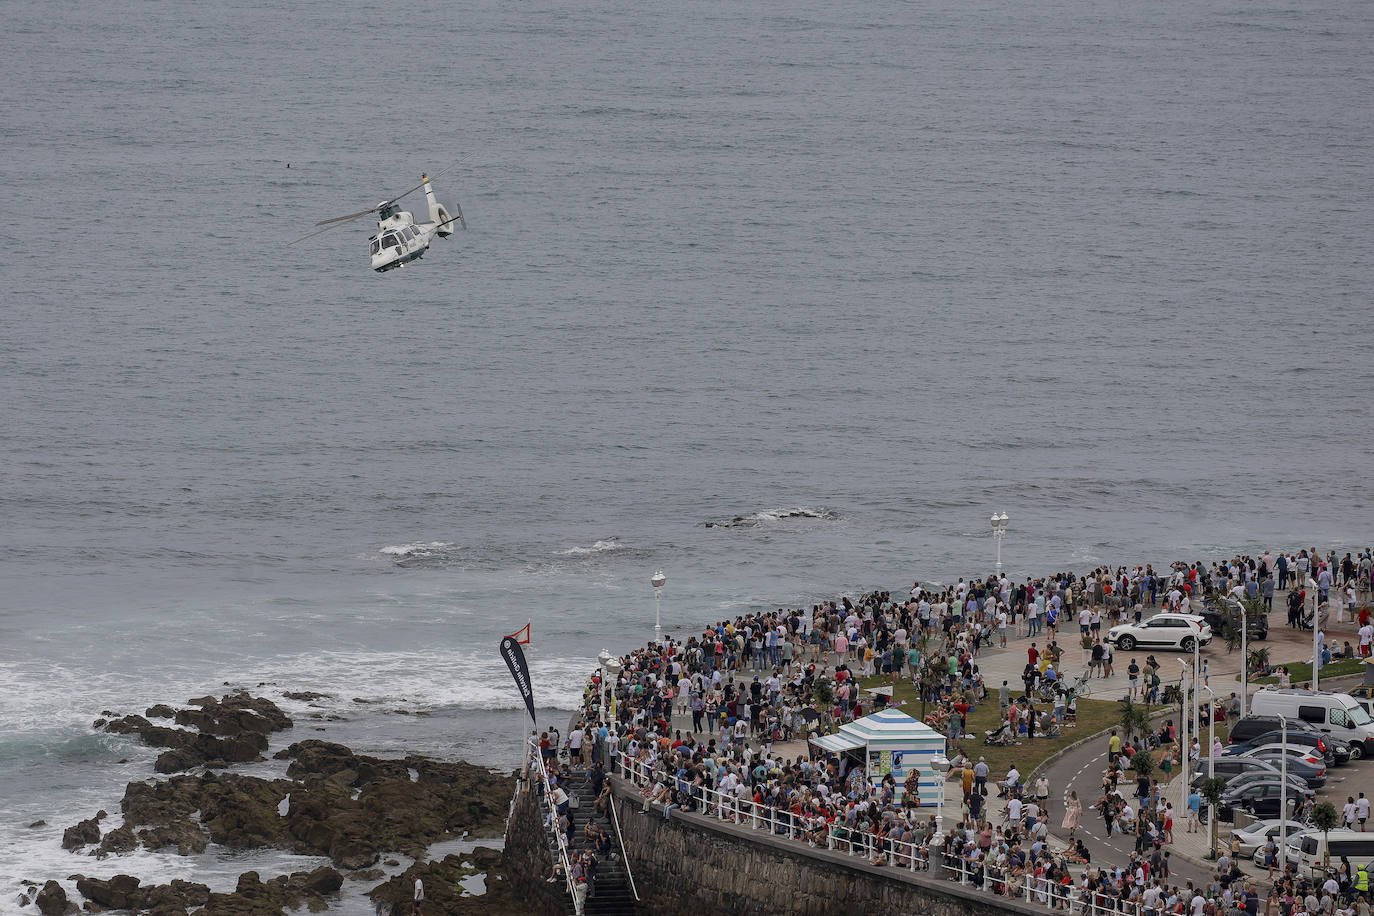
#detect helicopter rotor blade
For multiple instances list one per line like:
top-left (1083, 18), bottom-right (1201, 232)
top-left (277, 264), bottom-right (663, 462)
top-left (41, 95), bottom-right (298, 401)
top-left (314, 206), bottom-right (379, 227)
top-left (287, 220), bottom-right (358, 247)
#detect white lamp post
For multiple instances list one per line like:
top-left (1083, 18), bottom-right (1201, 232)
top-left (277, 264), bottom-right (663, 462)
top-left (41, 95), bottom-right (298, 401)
top-left (651, 569), bottom-right (666, 646)
top-left (990, 512), bottom-right (1009, 576)
top-left (1278, 713), bottom-right (1288, 866)
top-left (1239, 600), bottom-right (1249, 720)
top-left (930, 752), bottom-right (951, 850)
top-left (1178, 660), bottom-right (1190, 813)
top-left (1201, 684), bottom-right (1216, 780)
top-left (1306, 576), bottom-right (1320, 689)
top-left (597, 649), bottom-right (613, 723)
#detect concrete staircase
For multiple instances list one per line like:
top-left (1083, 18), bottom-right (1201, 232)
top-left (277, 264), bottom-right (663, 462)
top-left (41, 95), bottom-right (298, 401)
top-left (561, 768), bottom-right (639, 916)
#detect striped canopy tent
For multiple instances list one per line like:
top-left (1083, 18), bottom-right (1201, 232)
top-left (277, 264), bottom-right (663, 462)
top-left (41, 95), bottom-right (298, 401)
top-left (808, 708), bottom-right (947, 807)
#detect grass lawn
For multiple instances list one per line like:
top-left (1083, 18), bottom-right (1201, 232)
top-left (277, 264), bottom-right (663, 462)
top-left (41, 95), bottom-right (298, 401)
top-left (857, 675), bottom-right (1135, 778)
top-left (1246, 657), bottom-right (1366, 684)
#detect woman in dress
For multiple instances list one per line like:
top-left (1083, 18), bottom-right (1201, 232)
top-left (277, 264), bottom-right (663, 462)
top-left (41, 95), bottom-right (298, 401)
top-left (1061, 790), bottom-right (1082, 837)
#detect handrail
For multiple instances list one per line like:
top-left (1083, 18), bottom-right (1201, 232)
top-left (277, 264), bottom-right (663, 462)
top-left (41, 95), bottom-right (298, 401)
top-left (604, 749), bottom-right (641, 902)
top-left (528, 738), bottom-right (584, 915)
top-left (618, 753), bottom-right (1149, 916)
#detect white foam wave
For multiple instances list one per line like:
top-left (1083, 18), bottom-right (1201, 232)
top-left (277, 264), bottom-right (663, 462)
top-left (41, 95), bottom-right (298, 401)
top-left (704, 507), bottom-right (838, 528)
top-left (556, 537), bottom-right (624, 557)
top-left (379, 541), bottom-right (458, 558)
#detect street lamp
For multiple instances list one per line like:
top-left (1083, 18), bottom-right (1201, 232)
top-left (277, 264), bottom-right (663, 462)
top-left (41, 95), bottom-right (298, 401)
top-left (990, 512), bottom-right (1009, 575)
top-left (1238, 599), bottom-right (1249, 720)
top-left (597, 649), bottom-right (613, 723)
top-left (651, 570), bottom-right (667, 646)
top-left (930, 752), bottom-right (951, 851)
top-left (1306, 576), bottom-right (1320, 689)
top-left (1201, 684), bottom-right (1216, 780)
top-left (1278, 713), bottom-right (1288, 868)
top-left (1178, 660), bottom-right (1191, 813)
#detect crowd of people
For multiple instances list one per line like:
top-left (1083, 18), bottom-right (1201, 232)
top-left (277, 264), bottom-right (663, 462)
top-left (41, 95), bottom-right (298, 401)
top-left (526, 548), bottom-right (1374, 914)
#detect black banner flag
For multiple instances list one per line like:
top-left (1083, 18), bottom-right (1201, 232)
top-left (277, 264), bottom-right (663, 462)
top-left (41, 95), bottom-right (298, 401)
top-left (500, 636), bottom-right (537, 724)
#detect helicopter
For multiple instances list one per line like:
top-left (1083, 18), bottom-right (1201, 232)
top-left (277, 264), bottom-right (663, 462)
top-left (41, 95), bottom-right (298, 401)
top-left (291, 169), bottom-right (466, 272)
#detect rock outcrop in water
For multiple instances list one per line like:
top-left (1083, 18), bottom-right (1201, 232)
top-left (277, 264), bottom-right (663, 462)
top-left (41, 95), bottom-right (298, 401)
top-left (47, 693), bottom-right (520, 914)
top-left (72, 868), bottom-right (342, 915)
top-left (95, 691), bottom-right (294, 773)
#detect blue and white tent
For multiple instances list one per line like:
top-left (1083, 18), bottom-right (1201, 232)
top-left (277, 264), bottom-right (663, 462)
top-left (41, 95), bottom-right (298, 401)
top-left (809, 708), bottom-right (947, 806)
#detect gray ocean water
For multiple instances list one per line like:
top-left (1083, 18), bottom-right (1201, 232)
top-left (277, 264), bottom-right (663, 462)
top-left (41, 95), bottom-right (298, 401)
top-left (1, 0), bottom-right (1371, 906)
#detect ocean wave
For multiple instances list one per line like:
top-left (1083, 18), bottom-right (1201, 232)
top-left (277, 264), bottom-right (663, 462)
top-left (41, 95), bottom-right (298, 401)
top-left (380, 541), bottom-right (459, 558)
top-left (703, 507), bottom-right (838, 529)
top-left (378, 541), bottom-right (465, 568)
top-left (555, 537), bottom-right (625, 557)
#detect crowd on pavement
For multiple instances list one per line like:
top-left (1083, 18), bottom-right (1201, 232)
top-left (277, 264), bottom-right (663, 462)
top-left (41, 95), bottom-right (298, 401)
top-left (529, 547), bottom-right (1374, 913)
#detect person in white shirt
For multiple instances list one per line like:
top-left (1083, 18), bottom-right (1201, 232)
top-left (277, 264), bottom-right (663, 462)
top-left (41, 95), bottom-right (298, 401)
top-left (413, 877), bottom-right (424, 915)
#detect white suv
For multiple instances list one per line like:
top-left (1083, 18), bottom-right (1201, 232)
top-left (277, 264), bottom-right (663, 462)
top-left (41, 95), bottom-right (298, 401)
top-left (1107, 613), bottom-right (1212, 652)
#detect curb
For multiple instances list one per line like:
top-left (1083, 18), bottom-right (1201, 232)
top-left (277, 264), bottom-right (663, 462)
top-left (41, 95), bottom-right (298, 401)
top-left (1026, 706), bottom-right (1173, 786)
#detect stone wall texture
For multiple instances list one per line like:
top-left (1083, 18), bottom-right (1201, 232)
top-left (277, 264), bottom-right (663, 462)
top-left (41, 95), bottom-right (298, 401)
top-left (503, 777), bottom-right (572, 916)
top-left (610, 779), bottom-right (1041, 916)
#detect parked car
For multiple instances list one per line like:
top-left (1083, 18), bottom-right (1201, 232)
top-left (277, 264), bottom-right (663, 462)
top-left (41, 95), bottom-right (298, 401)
top-left (1108, 613), bottom-right (1213, 652)
top-left (1186, 755), bottom-right (1282, 783)
top-left (1208, 780), bottom-right (1314, 822)
top-left (1198, 600), bottom-right (1268, 641)
top-left (1349, 685), bottom-right (1374, 717)
top-left (1292, 829), bottom-right (1374, 878)
top-left (1250, 688), bottom-right (1374, 757)
top-left (1233, 819), bottom-right (1293, 857)
top-left (1230, 729), bottom-right (1349, 766)
top-left (1192, 768), bottom-right (1307, 796)
top-left (1222, 743), bottom-right (1327, 787)
top-left (1251, 829), bottom-right (1316, 866)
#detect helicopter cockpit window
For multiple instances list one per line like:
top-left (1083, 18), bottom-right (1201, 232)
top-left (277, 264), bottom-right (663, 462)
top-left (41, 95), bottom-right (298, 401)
top-left (382, 234), bottom-right (398, 248)
top-left (370, 240), bottom-right (380, 255)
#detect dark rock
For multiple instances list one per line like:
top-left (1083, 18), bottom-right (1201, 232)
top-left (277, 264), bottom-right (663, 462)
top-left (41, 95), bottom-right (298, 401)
top-left (28, 820), bottom-right (46, 828)
top-left (145, 704), bottom-right (177, 718)
top-left (301, 867), bottom-right (343, 894)
top-left (137, 821), bottom-right (209, 855)
top-left (61, 816), bottom-right (101, 850)
top-left (282, 691), bottom-right (332, 702)
top-left (96, 825), bottom-right (138, 857)
top-left (75, 874), bottom-right (140, 910)
top-left (35, 880), bottom-right (73, 916)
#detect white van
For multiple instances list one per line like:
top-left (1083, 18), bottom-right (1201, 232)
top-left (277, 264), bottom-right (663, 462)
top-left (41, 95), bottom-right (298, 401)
top-left (1249, 688), bottom-right (1374, 757)
top-left (1294, 828), bottom-right (1374, 877)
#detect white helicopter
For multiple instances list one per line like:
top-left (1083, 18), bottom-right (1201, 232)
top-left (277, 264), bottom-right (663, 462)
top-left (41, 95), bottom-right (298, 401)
top-left (292, 169), bottom-right (466, 272)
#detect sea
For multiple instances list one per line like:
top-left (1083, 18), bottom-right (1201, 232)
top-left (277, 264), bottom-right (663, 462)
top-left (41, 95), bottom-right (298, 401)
top-left (1, 0), bottom-right (1370, 909)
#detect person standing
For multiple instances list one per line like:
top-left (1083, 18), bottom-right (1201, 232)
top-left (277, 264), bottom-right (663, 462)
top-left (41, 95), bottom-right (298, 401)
top-left (412, 876), bottom-right (424, 916)
top-left (1062, 790), bottom-right (1082, 838)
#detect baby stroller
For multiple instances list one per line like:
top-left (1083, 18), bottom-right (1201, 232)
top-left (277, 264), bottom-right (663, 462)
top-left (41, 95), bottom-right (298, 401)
top-left (984, 721), bottom-right (1018, 746)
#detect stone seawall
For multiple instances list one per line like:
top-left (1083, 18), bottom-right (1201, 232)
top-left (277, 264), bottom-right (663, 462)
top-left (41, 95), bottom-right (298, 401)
top-left (609, 778), bottom-right (1040, 916)
top-left (502, 778), bottom-right (570, 916)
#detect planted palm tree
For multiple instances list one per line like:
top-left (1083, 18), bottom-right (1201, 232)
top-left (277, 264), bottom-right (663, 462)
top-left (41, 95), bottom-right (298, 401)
top-left (1119, 698), bottom-right (1149, 745)
top-left (1199, 775), bottom-right (1228, 858)
top-left (1132, 749), bottom-right (1156, 779)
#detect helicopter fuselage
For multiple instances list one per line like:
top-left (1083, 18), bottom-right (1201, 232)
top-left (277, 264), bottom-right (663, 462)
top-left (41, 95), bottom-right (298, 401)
top-left (369, 210), bottom-right (439, 273)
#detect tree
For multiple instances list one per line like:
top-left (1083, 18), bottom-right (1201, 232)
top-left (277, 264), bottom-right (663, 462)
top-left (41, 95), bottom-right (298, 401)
top-left (1247, 646), bottom-right (1270, 678)
top-left (1132, 749), bottom-right (1156, 780)
top-left (812, 675), bottom-right (833, 710)
top-left (1119, 698), bottom-right (1149, 745)
top-left (1310, 801), bottom-right (1340, 868)
top-left (1199, 776), bottom-right (1229, 858)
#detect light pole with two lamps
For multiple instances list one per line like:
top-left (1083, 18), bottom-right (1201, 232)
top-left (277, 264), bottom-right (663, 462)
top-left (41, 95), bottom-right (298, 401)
top-left (930, 752), bottom-right (951, 854)
top-left (1306, 575), bottom-right (1321, 689)
top-left (990, 512), bottom-right (1009, 575)
top-left (651, 569), bottom-right (666, 646)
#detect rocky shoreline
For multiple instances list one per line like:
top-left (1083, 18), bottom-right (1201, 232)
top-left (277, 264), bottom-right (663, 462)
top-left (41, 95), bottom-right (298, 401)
top-left (15, 691), bottom-right (526, 916)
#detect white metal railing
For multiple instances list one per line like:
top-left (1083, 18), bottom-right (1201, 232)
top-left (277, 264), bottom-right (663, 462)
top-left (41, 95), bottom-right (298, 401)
top-left (528, 738), bottom-right (583, 916)
top-left (603, 754), bottom-right (640, 903)
top-left (618, 754), bottom-right (1145, 916)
